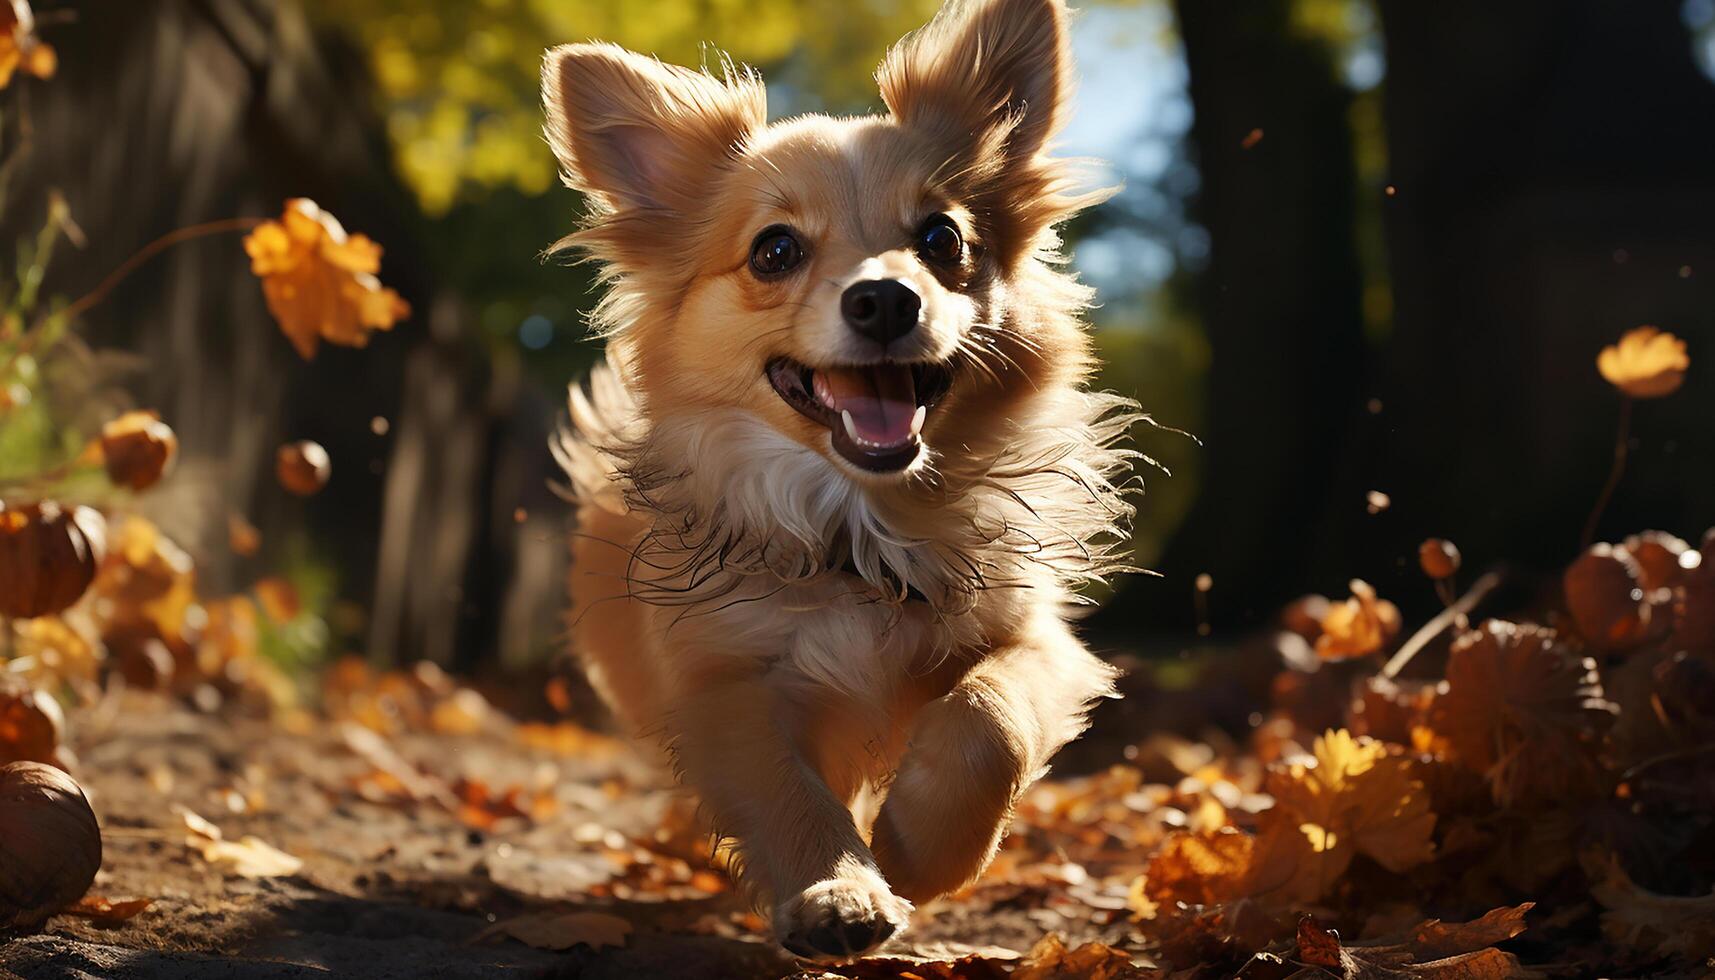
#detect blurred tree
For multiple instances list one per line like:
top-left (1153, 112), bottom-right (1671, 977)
top-left (1370, 0), bottom-right (1715, 580)
top-left (1126, 0), bottom-right (1370, 630)
top-left (303, 0), bottom-right (943, 214)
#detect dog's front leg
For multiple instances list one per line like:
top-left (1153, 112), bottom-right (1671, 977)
top-left (870, 622), bottom-right (1118, 902)
top-left (667, 665), bottom-right (912, 959)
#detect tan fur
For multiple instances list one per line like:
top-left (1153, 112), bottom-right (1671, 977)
top-left (544, 0), bottom-right (1138, 959)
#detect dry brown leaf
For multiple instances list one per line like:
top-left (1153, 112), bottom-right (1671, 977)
top-left (1432, 621), bottom-right (1614, 807)
top-left (196, 836), bottom-right (304, 879)
top-left (1589, 855), bottom-right (1715, 961)
top-left (243, 199), bottom-right (409, 359)
top-left (1297, 911), bottom-right (1541, 979)
top-left (1316, 580), bottom-right (1402, 661)
top-left (1597, 325), bottom-right (1688, 399)
top-left (1246, 730), bottom-right (1435, 906)
top-left (179, 806), bottom-right (302, 878)
top-left (1010, 934), bottom-right (1157, 980)
top-left (61, 895), bottom-right (154, 922)
top-left (1140, 828), bottom-right (1255, 908)
top-left (475, 909), bottom-right (632, 952)
top-left (1347, 676), bottom-right (1443, 746)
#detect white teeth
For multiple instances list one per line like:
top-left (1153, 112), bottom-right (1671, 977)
top-left (841, 410), bottom-right (860, 443)
top-left (910, 405), bottom-right (926, 437)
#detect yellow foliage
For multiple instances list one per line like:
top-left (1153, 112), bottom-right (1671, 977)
top-left (304, 0), bottom-right (944, 212)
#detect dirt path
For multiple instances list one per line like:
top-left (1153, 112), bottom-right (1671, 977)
top-left (2, 694), bottom-right (1137, 979)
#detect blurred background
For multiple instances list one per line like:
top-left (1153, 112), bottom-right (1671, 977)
top-left (6, 0), bottom-right (1712, 677)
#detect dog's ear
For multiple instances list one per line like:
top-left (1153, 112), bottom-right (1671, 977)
top-left (877, 0), bottom-right (1073, 165)
top-left (542, 44), bottom-right (765, 214)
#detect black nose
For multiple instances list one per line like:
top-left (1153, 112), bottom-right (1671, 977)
top-left (841, 279), bottom-right (920, 345)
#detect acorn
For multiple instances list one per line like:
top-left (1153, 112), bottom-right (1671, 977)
top-left (275, 440), bottom-right (331, 497)
top-left (1563, 544), bottom-right (1650, 650)
top-left (0, 502), bottom-right (107, 619)
top-left (98, 410), bottom-right (177, 492)
top-left (0, 681), bottom-right (64, 766)
top-left (0, 762), bottom-right (101, 931)
top-left (1418, 538), bottom-right (1461, 581)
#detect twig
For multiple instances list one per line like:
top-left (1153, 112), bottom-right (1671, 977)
top-left (1381, 570), bottom-right (1503, 679)
top-left (1580, 396), bottom-right (1632, 549)
top-left (57, 216), bottom-right (264, 324)
top-left (0, 215), bottom-right (263, 382)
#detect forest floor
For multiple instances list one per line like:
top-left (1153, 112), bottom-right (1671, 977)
top-left (6, 528), bottom-right (1714, 980)
top-left (1, 689), bottom-right (1148, 980)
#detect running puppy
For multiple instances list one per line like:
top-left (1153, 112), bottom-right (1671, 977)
top-left (544, 0), bottom-right (1139, 960)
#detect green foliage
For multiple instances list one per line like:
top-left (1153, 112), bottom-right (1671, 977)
top-left (304, 0), bottom-right (943, 213)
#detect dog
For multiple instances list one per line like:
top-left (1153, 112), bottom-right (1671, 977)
top-left (543, 0), bottom-right (1140, 960)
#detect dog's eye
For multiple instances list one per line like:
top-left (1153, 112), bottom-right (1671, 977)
top-left (915, 215), bottom-right (963, 266)
top-left (750, 226), bottom-right (805, 277)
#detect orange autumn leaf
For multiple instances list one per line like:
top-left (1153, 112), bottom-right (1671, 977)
top-left (61, 895), bottom-right (154, 923)
top-left (1246, 730), bottom-right (1435, 906)
top-left (1140, 828), bottom-right (1255, 909)
top-left (1316, 579), bottom-right (1402, 660)
top-left (243, 199), bottom-right (409, 359)
top-left (0, 0), bottom-right (55, 88)
top-left (1011, 934), bottom-right (1155, 980)
top-left (1597, 325), bottom-right (1688, 399)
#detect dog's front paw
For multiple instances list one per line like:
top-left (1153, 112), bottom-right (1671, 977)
top-left (774, 866), bottom-right (912, 961)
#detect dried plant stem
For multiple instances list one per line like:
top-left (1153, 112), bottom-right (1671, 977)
top-left (1381, 569), bottom-right (1503, 680)
top-left (0, 216), bottom-right (263, 385)
top-left (1580, 396), bottom-right (1632, 549)
top-left (58, 216), bottom-right (264, 324)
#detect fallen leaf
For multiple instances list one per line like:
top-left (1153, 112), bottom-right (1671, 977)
top-left (1246, 730), bottom-right (1435, 906)
top-left (61, 895), bottom-right (154, 922)
top-left (1297, 911), bottom-right (1541, 979)
top-left (196, 836), bottom-right (304, 879)
top-left (1589, 855), bottom-right (1715, 961)
top-left (1432, 621), bottom-right (1614, 807)
top-left (476, 909), bottom-right (633, 951)
top-left (1140, 828), bottom-right (1255, 908)
top-left (1011, 933), bottom-right (1157, 980)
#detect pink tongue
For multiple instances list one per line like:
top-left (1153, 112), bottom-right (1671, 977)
top-left (817, 366), bottom-right (917, 445)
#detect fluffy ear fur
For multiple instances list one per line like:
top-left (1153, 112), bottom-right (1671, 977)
top-left (877, 0), bottom-right (1074, 167)
top-left (542, 43), bottom-right (765, 215)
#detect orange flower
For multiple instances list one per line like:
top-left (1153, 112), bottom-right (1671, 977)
top-left (1597, 326), bottom-right (1688, 399)
top-left (0, 0), bottom-right (57, 89)
top-left (243, 199), bottom-right (409, 359)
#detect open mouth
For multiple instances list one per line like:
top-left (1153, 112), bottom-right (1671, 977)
top-left (766, 357), bottom-right (954, 473)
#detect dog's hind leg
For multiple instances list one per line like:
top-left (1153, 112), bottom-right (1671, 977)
top-left (869, 618), bottom-right (1119, 903)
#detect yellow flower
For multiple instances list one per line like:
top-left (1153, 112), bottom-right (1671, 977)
top-left (1597, 326), bottom-right (1688, 399)
top-left (0, 0), bottom-right (56, 88)
top-left (243, 199), bottom-right (410, 360)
